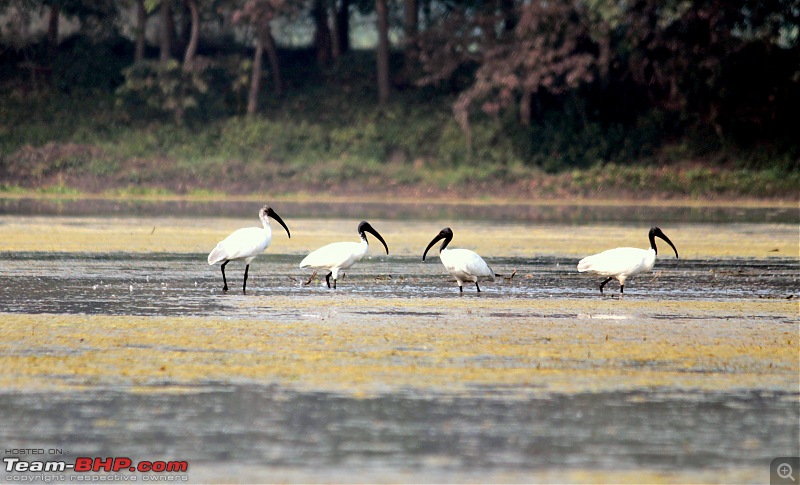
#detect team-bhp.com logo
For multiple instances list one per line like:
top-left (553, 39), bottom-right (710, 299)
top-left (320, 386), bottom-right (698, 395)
top-left (5, 456), bottom-right (188, 481)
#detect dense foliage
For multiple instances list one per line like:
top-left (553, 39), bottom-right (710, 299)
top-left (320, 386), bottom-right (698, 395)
top-left (0, 0), bottom-right (797, 190)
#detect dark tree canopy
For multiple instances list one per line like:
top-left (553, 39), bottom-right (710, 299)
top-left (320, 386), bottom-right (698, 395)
top-left (0, 0), bottom-right (797, 168)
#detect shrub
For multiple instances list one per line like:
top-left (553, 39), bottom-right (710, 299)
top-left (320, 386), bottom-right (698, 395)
top-left (115, 58), bottom-right (241, 124)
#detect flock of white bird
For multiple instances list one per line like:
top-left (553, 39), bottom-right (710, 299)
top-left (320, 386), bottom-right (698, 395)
top-left (208, 205), bottom-right (679, 295)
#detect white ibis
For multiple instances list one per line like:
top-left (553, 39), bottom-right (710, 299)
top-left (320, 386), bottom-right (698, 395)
top-left (207, 205), bottom-right (291, 294)
top-left (423, 227), bottom-right (495, 293)
top-left (299, 221), bottom-right (389, 289)
top-left (577, 226), bottom-right (679, 294)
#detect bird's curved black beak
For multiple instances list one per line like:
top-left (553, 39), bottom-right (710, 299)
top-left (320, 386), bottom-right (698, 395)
top-left (652, 227), bottom-right (678, 258)
top-left (423, 228), bottom-right (453, 261)
top-left (422, 233), bottom-right (445, 261)
top-left (362, 223), bottom-right (389, 254)
top-left (267, 207), bottom-right (291, 238)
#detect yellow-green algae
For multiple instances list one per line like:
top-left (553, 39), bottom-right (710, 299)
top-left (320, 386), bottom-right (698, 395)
top-left (0, 216), bottom-right (797, 258)
top-left (190, 463), bottom-right (766, 484)
top-left (1, 298), bottom-right (796, 396)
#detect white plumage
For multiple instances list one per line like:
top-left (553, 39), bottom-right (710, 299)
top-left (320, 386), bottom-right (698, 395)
top-left (208, 205), bottom-right (291, 293)
top-left (423, 227), bottom-right (494, 293)
top-left (300, 221), bottom-right (389, 289)
top-left (577, 226), bottom-right (679, 294)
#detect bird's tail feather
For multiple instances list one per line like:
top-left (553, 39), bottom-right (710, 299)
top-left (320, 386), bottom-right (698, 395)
top-left (208, 245), bottom-right (226, 265)
top-left (576, 256), bottom-right (593, 272)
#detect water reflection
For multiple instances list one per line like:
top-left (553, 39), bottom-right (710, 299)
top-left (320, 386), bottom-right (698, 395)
top-left (1, 197), bottom-right (797, 224)
top-left (0, 385), bottom-right (796, 481)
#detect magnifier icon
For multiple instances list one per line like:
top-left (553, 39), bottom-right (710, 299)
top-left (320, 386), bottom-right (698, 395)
top-left (778, 463), bottom-right (795, 482)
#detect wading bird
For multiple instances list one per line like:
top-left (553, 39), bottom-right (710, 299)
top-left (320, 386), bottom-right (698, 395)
top-left (207, 205), bottom-right (291, 294)
top-left (423, 227), bottom-right (495, 293)
top-left (299, 221), bottom-right (389, 289)
top-left (577, 226), bottom-right (679, 295)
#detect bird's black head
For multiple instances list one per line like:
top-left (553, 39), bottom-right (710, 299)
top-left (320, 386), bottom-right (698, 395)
top-left (648, 226), bottom-right (678, 258)
top-left (358, 221), bottom-right (389, 254)
top-left (423, 227), bottom-right (454, 261)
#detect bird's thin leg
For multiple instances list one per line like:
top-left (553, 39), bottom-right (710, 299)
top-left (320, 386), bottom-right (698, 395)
top-left (475, 282), bottom-right (481, 292)
top-left (221, 260), bottom-right (229, 292)
top-left (304, 270), bottom-right (318, 286)
top-left (459, 285), bottom-right (463, 294)
top-left (325, 272), bottom-right (332, 289)
top-left (242, 264), bottom-right (250, 294)
top-left (620, 284), bottom-right (624, 294)
top-left (333, 278), bottom-right (337, 289)
top-left (599, 276), bottom-right (613, 294)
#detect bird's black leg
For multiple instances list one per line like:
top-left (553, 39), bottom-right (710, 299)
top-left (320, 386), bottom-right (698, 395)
top-left (599, 276), bottom-right (613, 294)
top-left (459, 285), bottom-right (463, 293)
top-left (325, 272), bottom-right (332, 289)
top-left (242, 264), bottom-right (249, 294)
top-left (476, 282), bottom-right (481, 292)
top-left (620, 284), bottom-right (624, 294)
top-left (221, 260), bottom-right (229, 292)
top-left (333, 278), bottom-right (337, 289)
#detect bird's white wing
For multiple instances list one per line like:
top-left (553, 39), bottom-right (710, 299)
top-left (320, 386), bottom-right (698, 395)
top-left (208, 227), bottom-right (268, 264)
top-left (577, 247), bottom-right (647, 276)
top-left (443, 248), bottom-right (495, 281)
top-left (300, 241), bottom-right (362, 269)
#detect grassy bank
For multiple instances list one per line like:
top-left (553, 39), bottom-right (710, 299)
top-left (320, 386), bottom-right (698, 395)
top-left (1, 90), bottom-right (798, 201)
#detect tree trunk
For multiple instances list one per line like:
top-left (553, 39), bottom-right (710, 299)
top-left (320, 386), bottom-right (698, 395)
top-left (247, 27), bottom-right (266, 116)
top-left (376, 0), bottom-right (390, 105)
top-left (330, 0), bottom-right (341, 60)
top-left (520, 89), bottom-right (531, 126)
top-left (312, 0), bottom-right (332, 66)
top-left (135, 0), bottom-right (147, 62)
top-left (335, 0), bottom-right (350, 55)
top-left (263, 26), bottom-right (283, 96)
top-left (420, 0), bottom-right (431, 26)
top-left (403, 0), bottom-right (417, 64)
top-left (183, 0), bottom-right (200, 69)
top-left (47, 4), bottom-right (60, 59)
top-left (160, 0), bottom-right (173, 61)
top-left (499, 0), bottom-right (517, 33)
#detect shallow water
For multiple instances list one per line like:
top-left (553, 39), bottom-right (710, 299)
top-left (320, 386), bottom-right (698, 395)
top-left (0, 200), bottom-right (798, 483)
top-left (1, 253), bottom-right (797, 315)
top-left (1, 386), bottom-right (796, 483)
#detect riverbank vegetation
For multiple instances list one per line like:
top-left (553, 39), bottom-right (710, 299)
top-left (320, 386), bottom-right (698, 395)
top-left (0, 1), bottom-right (797, 200)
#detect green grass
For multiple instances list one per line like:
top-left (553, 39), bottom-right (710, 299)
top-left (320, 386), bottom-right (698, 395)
top-left (1, 86), bottom-right (797, 200)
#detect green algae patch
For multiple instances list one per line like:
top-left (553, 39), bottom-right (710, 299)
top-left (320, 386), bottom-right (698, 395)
top-left (0, 215), bottom-right (797, 258)
top-left (1, 297), bottom-right (796, 397)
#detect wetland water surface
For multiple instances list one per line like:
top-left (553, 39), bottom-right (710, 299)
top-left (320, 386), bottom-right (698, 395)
top-left (0, 199), bottom-right (798, 483)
